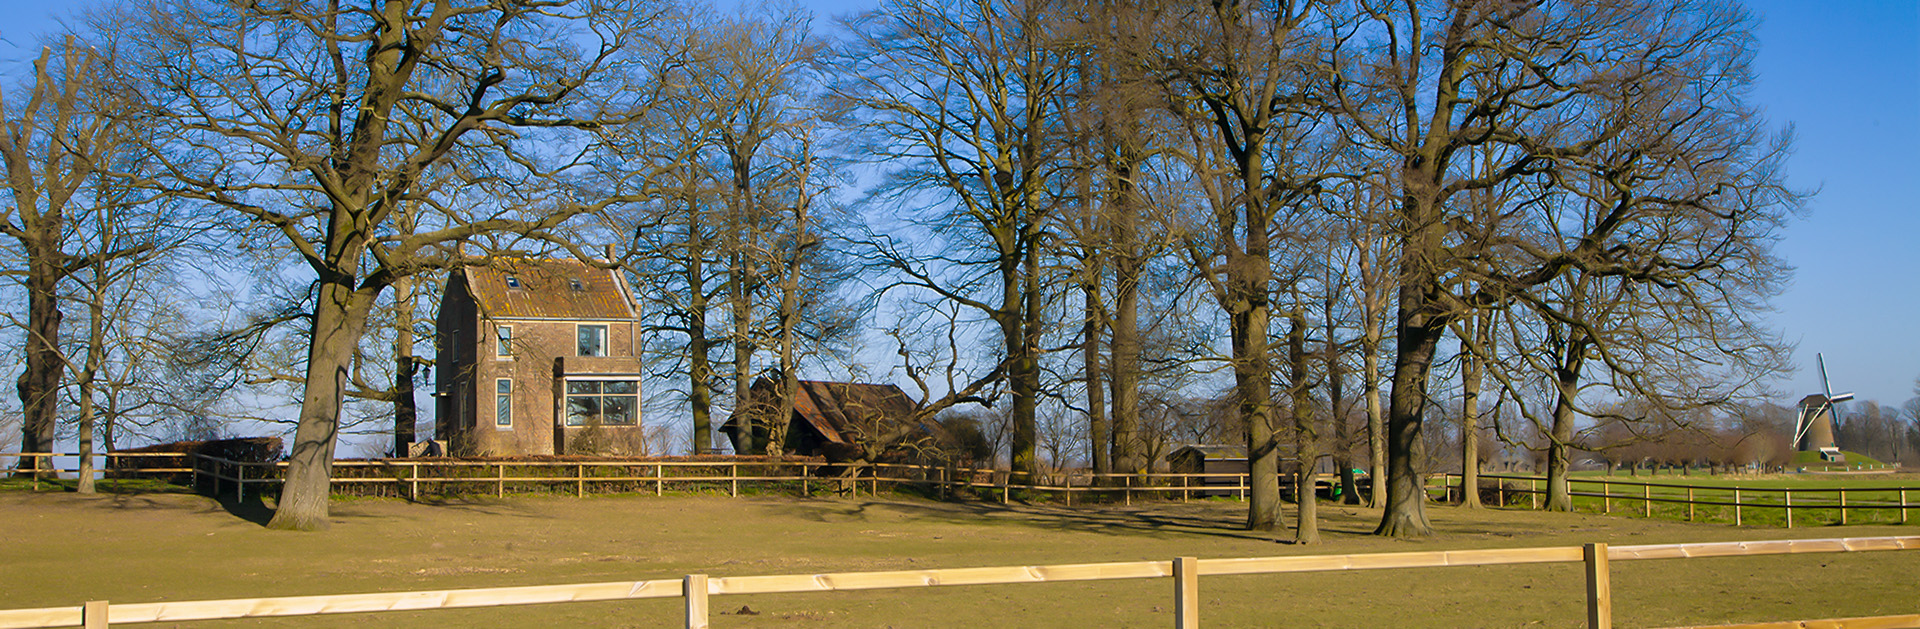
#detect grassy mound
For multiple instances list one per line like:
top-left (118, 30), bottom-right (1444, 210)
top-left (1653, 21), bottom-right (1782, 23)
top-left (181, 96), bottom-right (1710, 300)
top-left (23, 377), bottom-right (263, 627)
top-left (1792, 450), bottom-right (1883, 467)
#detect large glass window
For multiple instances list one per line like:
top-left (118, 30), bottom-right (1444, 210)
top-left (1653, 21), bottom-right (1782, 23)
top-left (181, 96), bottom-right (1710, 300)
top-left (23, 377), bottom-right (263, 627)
top-left (495, 325), bottom-right (513, 357)
top-left (577, 324), bottom-right (608, 357)
top-left (566, 380), bottom-right (638, 426)
top-left (495, 379), bottom-right (512, 426)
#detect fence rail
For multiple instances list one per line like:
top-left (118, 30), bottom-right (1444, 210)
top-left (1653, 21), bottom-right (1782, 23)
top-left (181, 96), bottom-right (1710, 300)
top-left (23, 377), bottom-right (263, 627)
top-left (6, 453), bottom-right (1263, 505)
top-left (1, 536), bottom-right (1912, 629)
top-left (1430, 473), bottom-right (1918, 528)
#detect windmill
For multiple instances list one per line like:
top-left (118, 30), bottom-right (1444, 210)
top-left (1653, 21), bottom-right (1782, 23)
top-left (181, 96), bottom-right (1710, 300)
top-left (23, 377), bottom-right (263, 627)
top-left (1793, 353), bottom-right (1853, 463)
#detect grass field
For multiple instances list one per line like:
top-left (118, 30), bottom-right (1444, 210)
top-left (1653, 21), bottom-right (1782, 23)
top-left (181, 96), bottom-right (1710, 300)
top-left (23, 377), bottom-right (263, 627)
top-left (3, 486), bottom-right (1918, 628)
top-left (1449, 469), bottom-right (1920, 528)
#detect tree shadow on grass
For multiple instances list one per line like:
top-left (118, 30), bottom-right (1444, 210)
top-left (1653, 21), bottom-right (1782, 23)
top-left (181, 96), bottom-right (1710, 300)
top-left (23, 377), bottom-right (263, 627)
top-left (760, 495), bottom-right (1294, 542)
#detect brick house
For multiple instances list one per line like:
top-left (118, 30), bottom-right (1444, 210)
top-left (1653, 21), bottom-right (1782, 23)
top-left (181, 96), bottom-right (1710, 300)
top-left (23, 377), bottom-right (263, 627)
top-left (434, 258), bottom-right (644, 455)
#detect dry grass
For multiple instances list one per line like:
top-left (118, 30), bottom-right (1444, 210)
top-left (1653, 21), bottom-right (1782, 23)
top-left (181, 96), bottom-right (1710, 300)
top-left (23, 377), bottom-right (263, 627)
top-left (2, 490), bottom-right (1915, 628)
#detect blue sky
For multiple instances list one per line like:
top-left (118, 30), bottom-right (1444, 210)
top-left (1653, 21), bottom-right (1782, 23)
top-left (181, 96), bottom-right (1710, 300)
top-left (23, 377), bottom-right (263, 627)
top-left (1, 0), bottom-right (1915, 410)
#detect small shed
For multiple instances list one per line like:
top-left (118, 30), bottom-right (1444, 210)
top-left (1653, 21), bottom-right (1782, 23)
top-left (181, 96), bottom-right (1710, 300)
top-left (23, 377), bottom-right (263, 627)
top-left (1168, 444), bottom-right (1301, 497)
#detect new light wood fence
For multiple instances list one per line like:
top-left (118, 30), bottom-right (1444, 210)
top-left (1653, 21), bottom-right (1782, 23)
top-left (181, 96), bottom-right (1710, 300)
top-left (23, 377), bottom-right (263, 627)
top-left (1, 536), bottom-right (1913, 629)
top-left (1430, 473), bottom-right (1919, 528)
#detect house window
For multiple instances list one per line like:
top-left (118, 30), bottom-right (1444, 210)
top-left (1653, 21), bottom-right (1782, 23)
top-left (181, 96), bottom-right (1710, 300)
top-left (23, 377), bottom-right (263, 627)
top-left (577, 324), bottom-right (608, 357)
top-left (506, 276), bottom-right (521, 288)
top-left (565, 380), bottom-right (638, 426)
top-left (495, 379), bottom-right (513, 427)
top-left (495, 325), bottom-right (513, 357)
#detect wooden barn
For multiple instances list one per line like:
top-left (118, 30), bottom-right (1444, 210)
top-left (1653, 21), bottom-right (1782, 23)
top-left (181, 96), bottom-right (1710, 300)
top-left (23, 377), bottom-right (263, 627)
top-left (720, 378), bottom-right (944, 462)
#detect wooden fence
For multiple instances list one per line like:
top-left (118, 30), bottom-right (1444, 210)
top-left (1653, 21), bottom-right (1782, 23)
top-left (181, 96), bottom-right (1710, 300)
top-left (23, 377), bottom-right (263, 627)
top-left (1, 536), bottom-right (1913, 628)
top-left (5, 453), bottom-right (1257, 505)
top-left (1429, 473), bottom-right (1918, 527)
top-left (0, 453), bottom-right (193, 491)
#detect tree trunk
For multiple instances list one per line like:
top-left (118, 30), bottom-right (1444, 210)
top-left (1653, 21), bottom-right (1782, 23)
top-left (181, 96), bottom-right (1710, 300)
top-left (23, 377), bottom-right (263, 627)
top-left (16, 258), bottom-right (62, 474)
top-left (1230, 263), bottom-right (1279, 531)
top-left (1082, 264), bottom-right (1108, 476)
top-left (1008, 242), bottom-right (1043, 482)
top-left (687, 198), bottom-right (714, 454)
top-left (1364, 332), bottom-right (1386, 509)
top-left (1545, 331), bottom-right (1589, 512)
top-left (769, 178), bottom-right (810, 458)
top-left (1459, 313), bottom-right (1484, 509)
top-left (1109, 190), bottom-right (1143, 478)
top-left (1328, 302), bottom-right (1358, 505)
top-left (268, 278), bottom-right (376, 530)
top-left (1289, 310), bottom-right (1318, 544)
top-left (391, 275), bottom-right (417, 457)
top-left (730, 247), bottom-right (754, 455)
top-left (1375, 292), bottom-right (1444, 537)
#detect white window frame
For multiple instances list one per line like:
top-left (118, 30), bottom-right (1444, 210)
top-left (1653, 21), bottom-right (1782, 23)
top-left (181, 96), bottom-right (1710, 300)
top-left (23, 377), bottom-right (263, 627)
top-left (495, 379), bottom-right (513, 427)
top-left (576, 323), bottom-right (609, 357)
top-left (563, 378), bottom-right (640, 427)
top-left (495, 324), bottom-right (513, 359)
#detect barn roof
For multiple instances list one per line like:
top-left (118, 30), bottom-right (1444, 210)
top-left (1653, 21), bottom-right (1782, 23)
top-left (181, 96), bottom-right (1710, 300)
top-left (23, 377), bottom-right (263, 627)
top-left (723, 379), bottom-right (922, 447)
top-left (463, 258), bottom-right (636, 320)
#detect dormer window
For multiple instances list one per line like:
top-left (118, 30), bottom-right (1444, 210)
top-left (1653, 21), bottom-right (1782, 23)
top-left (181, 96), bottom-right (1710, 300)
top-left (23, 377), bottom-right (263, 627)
top-left (506, 276), bottom-right (521, 288)
top-left (568, 279), bottom-right (584, 292)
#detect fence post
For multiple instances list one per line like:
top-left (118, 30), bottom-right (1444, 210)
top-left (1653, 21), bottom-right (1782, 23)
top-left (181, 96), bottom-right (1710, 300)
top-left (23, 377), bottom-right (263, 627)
top-left (684, 574), bottom-right (709, 629)
top-left (497, 463), bottom-right (505, 498)
top-left (1174, 556), bottom-right (1199, 629)
top-left (730, 464), bottom-right (738, 498)
top-left (1601, 480), bottom-right (1610, 514)
top-left (1902, 489), bottom-right (1909, 524)
top-left (1840, 489), bottom-right (1847, 525)
top-left (410, 463), bottom-right (420, 502)
top-left (1531, 478), bottom-right (1538, 510)
top-left (1642, 484), bottom-right (1650, 518)
top-left (1125, 474), bottom-right (1133, 507)
top-left (657, 463), bottom-right (665, 497)
top-left (1784, 490), bottom-right (1792, 529)
top-left (83, 600), bottom-right (108, 629)
top-left (576, 464), bottom-right (585, 498)
top-left (1686, 487), bottom-right (1694, 522)
top-left (1734, 489), bottom-right (1742, 526)
top-left (1584, 543), bottom-right (1612, 629)
top-left (236, 462), bottom-right (246, 504)
top-left (1065, 473), bottom-right (1073, 507)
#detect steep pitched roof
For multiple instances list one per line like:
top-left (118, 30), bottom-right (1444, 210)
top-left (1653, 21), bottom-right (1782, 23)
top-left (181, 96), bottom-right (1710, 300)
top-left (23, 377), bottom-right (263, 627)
top-left (723, 379), bottom-right (923, 447)
top-left (464, 258), bottom-right (636, 320)
top-left (790, 380), bottom-right (920, 445)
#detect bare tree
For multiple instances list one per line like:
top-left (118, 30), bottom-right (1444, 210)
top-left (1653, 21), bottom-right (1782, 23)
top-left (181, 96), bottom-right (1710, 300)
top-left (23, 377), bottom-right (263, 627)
top-left (837, 0), bottom-right (1075, 480)
top-left (1323, 0), bottom-right (1795, 536)
top-left (0, 40), bottom-right (157, 475)
top-left (1154, 0), bottom-right (1326, 533)
top-left (126, 0), bottom-right (668, 529)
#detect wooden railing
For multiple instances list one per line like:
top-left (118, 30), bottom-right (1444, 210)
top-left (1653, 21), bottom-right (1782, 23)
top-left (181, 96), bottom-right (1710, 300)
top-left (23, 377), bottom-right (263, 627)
top-left (177, 456), bottom-right (1261, 505)
top-left (1429, 473), bottom-right (1919, 527)
top-left (1, 536), bottom-right (1912, 628)
top-left (1, 453), bottom-right (194, 490)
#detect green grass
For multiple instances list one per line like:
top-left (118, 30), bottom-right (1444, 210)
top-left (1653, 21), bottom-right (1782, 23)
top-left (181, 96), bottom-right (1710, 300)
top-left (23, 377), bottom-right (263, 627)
top-left (1451, 471), bottom-right (1920, 528)
top-left (4, 488), bottom-right (1918, 628)
top-left (1790, 450), bottom-right (1884, 468)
